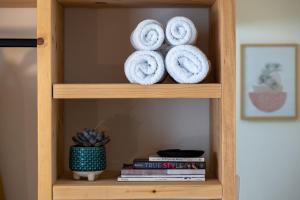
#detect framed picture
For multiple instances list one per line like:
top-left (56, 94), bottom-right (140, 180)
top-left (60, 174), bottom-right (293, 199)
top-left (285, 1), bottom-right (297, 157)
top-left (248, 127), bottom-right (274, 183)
top-left (241, 44), bottom-right (298, 120)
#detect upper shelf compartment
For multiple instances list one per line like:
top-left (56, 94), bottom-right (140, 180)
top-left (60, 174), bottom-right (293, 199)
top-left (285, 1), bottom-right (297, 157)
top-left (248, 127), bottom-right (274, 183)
top-left (53, 84), bottom-right (221, 99)
top-left (63, 6), bottom-right (217, 84)
top-left (57, 0), bottom-right (216, 7)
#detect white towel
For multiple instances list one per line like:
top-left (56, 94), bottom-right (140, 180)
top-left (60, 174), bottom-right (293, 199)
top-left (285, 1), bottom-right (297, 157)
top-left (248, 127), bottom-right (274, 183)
top-left (125, 51), bottom-right (166, 85)
top-left (165, 45), bottom-right (210, 84)
top-left (131, 19), bottom-right (165, 51)
top-left (166, 16), bottom-right (197, 46)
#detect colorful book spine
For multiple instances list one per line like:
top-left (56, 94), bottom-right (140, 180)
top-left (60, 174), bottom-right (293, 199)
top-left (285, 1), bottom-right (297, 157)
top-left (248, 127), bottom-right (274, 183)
top-left (133, 160), bottom-right (206, 169)
top-left (121, 169), bottom-right (205, 176)
top-left (149, 156), bottom-right (205, 162)
top-left (118, 177), bottom-right (205, 182)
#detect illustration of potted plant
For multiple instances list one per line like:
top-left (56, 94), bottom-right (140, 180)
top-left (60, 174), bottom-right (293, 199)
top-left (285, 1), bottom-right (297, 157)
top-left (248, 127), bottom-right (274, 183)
top-left (249, 63), bottom-right (287, 112)
top-left (69, 128), bottom-right (110, 181)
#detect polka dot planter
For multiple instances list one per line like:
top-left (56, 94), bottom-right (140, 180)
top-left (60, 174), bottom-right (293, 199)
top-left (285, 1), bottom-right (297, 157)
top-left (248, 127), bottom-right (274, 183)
top-left (69, 146), bottom-right (106, 181)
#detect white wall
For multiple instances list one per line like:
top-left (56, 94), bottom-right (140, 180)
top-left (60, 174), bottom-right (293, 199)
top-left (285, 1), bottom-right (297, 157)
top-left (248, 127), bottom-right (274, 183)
top-left (0, 8), bottom-right (37, 200)
top-left (237, 0), bottom-right (300, 200)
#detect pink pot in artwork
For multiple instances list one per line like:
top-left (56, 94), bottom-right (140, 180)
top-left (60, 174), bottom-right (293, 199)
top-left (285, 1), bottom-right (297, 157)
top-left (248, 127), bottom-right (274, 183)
top-left (249, 92), bottom-right (287, 112)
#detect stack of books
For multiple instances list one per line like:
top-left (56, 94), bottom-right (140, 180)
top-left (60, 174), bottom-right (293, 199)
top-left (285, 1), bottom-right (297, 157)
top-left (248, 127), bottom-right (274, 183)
top-left (118, 155), bottom-right (206, 182)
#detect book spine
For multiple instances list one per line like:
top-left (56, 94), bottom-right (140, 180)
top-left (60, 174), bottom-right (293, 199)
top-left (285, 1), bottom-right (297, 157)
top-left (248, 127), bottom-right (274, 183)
top-left (118, 177), bottom-right (205, 182)
top-left (133, 161), bottom-right (206, 169)
top-left (121, 169), bottom-right (206, 175)
top-left (149, 157), bottom-right (205, 162)
top-left (121, 174), bottom-right (205, 178)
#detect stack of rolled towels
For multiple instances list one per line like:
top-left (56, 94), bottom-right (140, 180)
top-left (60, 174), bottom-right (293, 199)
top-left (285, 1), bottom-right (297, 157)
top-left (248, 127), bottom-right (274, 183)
top-left (125, 17), bottom-right (210, 85)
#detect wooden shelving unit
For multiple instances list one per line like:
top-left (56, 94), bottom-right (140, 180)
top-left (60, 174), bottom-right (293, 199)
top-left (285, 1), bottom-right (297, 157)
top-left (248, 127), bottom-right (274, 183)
top-left (37, 0), bottom-right (236, 200)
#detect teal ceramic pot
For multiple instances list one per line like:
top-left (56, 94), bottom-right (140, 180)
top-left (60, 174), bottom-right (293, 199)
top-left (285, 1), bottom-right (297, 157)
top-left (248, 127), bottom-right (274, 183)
top-left (69, 146), bottom-right (106, 172)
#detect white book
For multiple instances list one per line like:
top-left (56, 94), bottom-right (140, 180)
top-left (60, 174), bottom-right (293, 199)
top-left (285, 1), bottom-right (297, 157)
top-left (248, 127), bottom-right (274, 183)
top-left (118, 177), bottom-right (205, 182)
top-left (149, 155), bottom-right (205, 162)
top-left (121, 174), bottom-right (205, 178)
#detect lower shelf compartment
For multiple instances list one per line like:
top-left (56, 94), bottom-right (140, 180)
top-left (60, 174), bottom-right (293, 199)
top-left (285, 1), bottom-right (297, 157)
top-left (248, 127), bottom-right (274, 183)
top-left (53, 171), bottom-right (222, 200)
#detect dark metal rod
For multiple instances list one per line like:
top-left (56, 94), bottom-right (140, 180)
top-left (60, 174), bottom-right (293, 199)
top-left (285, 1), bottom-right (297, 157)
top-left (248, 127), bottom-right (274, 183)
top-left (0, 39), bottom-right (37, 48)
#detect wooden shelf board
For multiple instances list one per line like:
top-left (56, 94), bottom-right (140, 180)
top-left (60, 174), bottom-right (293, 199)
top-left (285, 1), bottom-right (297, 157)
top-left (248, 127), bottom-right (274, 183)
top-left (53, 83), bottom-right (222, 99)
top-left (53, 172), bottom-right (222, 200)
top-left (57, 0), bottom-right (215, 8)
top-left (0, 0), bottom-right (36, 7)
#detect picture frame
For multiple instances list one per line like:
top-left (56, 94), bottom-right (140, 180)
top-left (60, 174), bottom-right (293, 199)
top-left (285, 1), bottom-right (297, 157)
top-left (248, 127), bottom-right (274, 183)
top-left (241, 44), bottom-right (298, 120)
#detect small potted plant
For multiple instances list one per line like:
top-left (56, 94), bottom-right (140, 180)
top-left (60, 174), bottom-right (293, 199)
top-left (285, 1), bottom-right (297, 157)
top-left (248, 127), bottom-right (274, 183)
top-left (69, 128), bottom-right (110, 181)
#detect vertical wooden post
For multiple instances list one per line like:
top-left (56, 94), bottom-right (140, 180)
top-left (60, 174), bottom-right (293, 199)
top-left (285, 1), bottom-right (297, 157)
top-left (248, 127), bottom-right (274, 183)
top-left (219, 0), bottom-right (236, 199)
top-left (210, 0), bottom-right (236, 199)
top-left (37, 0), bottom-right (64, 199)
top-left (37, 0), bottom-right (54, 199)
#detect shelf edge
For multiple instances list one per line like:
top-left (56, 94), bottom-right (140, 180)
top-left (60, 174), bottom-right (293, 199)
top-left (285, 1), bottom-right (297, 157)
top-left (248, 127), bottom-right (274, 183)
top-left (53, 179), bottom-right (222, 200)
top-left (53, 84), bottom-right (222, 99)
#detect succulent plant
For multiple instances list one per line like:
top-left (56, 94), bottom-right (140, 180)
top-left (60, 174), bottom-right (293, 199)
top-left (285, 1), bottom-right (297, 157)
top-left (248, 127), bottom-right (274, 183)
top-left (72, 128), bottom-right (110, 147)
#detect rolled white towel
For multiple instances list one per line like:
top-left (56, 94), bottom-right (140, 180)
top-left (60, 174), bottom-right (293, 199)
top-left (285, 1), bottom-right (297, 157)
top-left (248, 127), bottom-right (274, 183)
top-left (165, 45), bottom-right (210, 84)
top-left (166, 16), bottom-right (197, 46)
top-left (125, 51), bottom-right (166, 85)
top-left (131, 19), bottom-right (165, 51)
